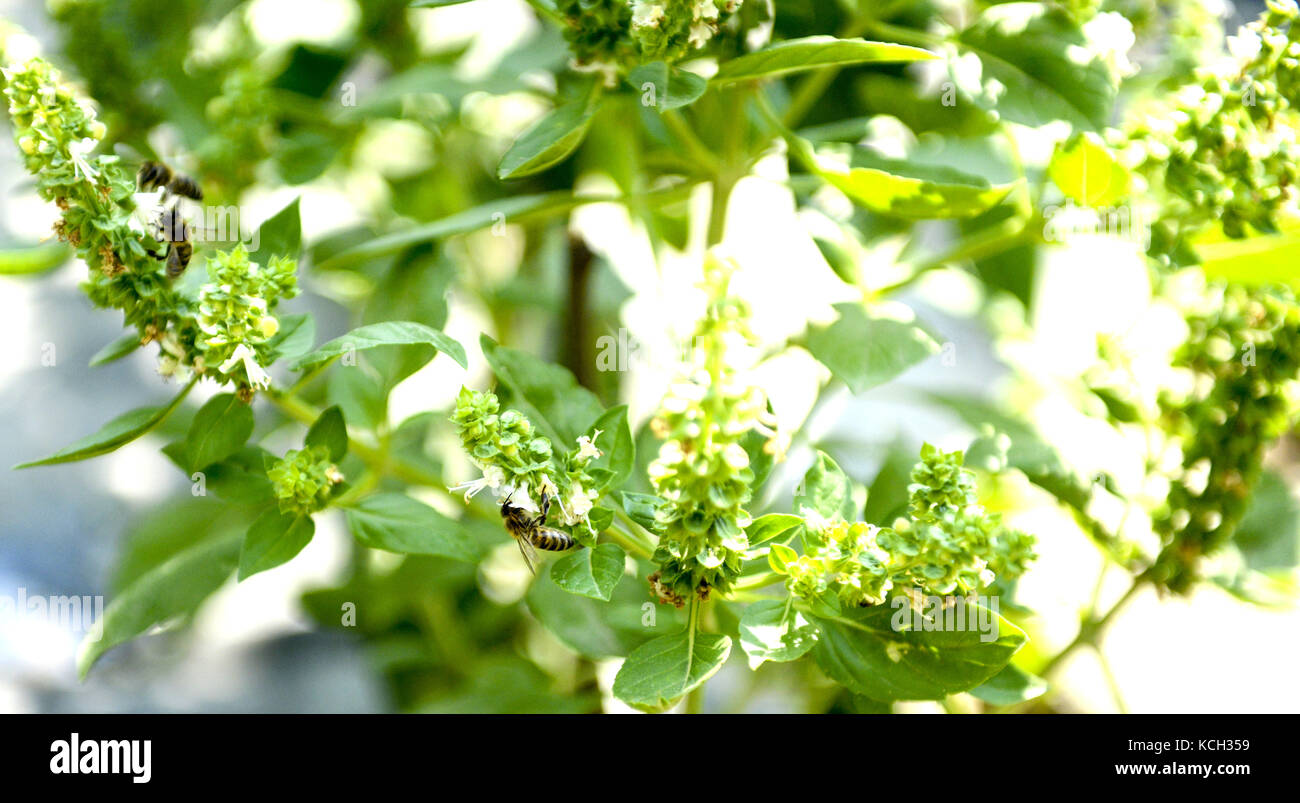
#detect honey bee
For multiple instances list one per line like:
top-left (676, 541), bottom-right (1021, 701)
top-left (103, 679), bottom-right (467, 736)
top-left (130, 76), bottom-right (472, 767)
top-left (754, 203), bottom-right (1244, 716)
top-left (501, 492), bottom-right (577, 575)
top-left (145, 206), bottom-right (194, 278)
top-left (136, 160), bottom-right (203, 202)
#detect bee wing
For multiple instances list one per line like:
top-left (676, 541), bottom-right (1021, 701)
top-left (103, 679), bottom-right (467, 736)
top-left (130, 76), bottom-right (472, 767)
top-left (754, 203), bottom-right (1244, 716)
top-left (515, 535), bottom-right (539, 576)
top-left (112, 142), bottom-right (149, 164)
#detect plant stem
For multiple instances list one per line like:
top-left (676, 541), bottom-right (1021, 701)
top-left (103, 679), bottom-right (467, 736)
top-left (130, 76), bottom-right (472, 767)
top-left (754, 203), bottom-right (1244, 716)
top-left (1040, 576), bottom-right (1145, 677)
top-left (663, 109), bottom-right (721, 175)
top-left (561, 232), bottom-right (597, 392)
top-left (264, 387), bottom-right (448, 491)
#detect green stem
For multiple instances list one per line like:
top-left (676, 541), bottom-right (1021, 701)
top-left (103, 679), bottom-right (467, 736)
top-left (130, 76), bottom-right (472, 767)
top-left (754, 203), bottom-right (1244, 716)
top-left (732, 570), bottom-right (784, 592)
top-left (684, 597), bottom-right (704, 714)
top-left (265, 387), bottom-right (448, 491)
top-left (663, 109), bottom-right (721, 175)
top-left (1040, 576), bottom-right (1145, 677)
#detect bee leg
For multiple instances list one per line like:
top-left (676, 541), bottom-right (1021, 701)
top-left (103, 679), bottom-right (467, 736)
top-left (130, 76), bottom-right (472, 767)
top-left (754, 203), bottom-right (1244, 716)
top-left (144, 246), bottom-right (166, 261)
top-left (534, 492), bottom-right (551, 527)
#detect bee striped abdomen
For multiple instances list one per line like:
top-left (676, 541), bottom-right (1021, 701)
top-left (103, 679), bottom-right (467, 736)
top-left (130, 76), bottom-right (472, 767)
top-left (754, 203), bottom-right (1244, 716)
top-left (528, 528), bottom-right (576, 552)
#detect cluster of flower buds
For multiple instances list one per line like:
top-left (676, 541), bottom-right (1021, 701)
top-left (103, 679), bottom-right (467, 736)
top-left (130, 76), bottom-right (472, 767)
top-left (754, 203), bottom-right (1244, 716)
top-left (557, 0), bottom-right (743, 79)
top-left (647, 254), bottom-right (779, 602)
top-left (1123, 1), bottom-right (1300, 262)
top-left (268, 445), bottom-right (344, 515)
top-left (772, 445), bottom-right (1036, 611)
top-left (450, 387), bottom-right (603, 533)
top-left (1150, 282), bottom-right (1300, 592)
top-left (3, 58), bottom-right (200, 360)
top-left (3, 56), bottom-right (301, 398)
top-left (196, 245), bottom-right (298, 398)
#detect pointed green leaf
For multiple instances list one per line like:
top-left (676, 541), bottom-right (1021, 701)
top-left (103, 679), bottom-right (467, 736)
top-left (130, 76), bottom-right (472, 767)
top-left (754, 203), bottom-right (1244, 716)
top-left (806, 303), bottom-right (941, 394)
top-left (185, 393), bottom-right (255, 472)
top-left (305, 405), bottom-right (349, 462)
top-left (745, 513), bottom-right (803, 547)
top-left (956, 3), bottom-right (1117, 130)
top-left (481, 335), bottom-right (605, 443)
top-left (738, 599), bottom-right (817, 668)
top-left (1048, 132), bottom-right (1128, 207)
top-left (267, 312), bottom-right (316, 361)
top-left (796, 451), bottom-right (857, 520)
top-left (550, 543), bottom-right (626, 601)
top-left (292, 321), bottom-right (467, 371)
top-left (344, 493), bottom-right (481, 561)
top-left (16, 379), bottom-right (195, 468)
top-left (817, 147), bottom-right (1019, 219)
top-left (713, 37), bottom-right (936, 84)
top-left (249, 197), bottom-right (302, 265)
top-left (317, 192), bottom-right (592, 270)
top-left (88, 332), bottom-right (141, 367)
top-left (498, 99), bottom-right (597, 179)
top-left (0, 241), bottom-right (69, 275)
top-left (77, 533), bottom-right (241, 679)
top-left (969, 663), bottom-right (1048, 705)
top-left (239, 510), bottom-right (316, 580)
top-left (584, 405), bottom-right (633, 492)
top-left (810, 601), bottom-right (1026, 701)
top-left (612, 629), bottom-right (732, 712)
top-left (628, 61), bottom-right (707, 111)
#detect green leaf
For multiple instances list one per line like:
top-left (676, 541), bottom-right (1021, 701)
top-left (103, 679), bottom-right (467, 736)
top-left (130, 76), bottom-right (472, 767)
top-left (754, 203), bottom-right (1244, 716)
top-left (78, 533), bottom-right (241, 679)
top-left (305, 405), bottom-right (348, 462)
top-left (344, 493), bottom-right (481, 562)
top-left (525, 568), bottom-right (661, 659)
top-left (550, 543), bottom-right (626, 601)
top-left (745, 513), bottom-right (803, 547)
top-left (267, 312), bottom-right (315, 361)
top-left (969, 663), bottom-right (1048, 705)
top-left (327, 364), bottom-right (388, 431)
top-left (796, 451), bottom-right (858, 520)
top-left (317, 192), bottom-right (591, 270)
top-left (956, 2), bottom-right (1117, 130)
top-left (249, 197), bottom-right (302, 265)
top-left (816, 147), bottom-right (1019, 219)
top-left (810, 602), bottom-right (1026, 701)
top-left (481, 335), bottom-right (605, 442)
top-left (806, 302), bottom-right (941, 394)
top-left (16, 379), bottom-right (195, 468)
top-left (410, 0), bottom-right (475, 6)
top-left (863, 444), bottom-right (915, 525)
top-left (88, 332), bottom-right (141, 367)
top-left (768, 543), bottom-right (798, 574)
top-left (712, 36), bottom-right (936, 84)
top-left (1048, 132), bottom-right (1128, 207)
top-left (0, 242), bottom-right (69, 275)
top-left (497, 99), bottom-right (597, 179)
top-left (239, 510), bottom-right (316, 580)
top-left (738, 599), bottom-right (817, 669)
top-left (620, 491), bottom-right (667, 532)
top-left (627, 61), bottom-right (707, 111)
top-left (185, 393), bottom-right (254, 472)
top-left (612, 629), bottom-right (732, 712)
top-left (1194, 216), bottom-right (1300, 289)
top-left (293, 321), bottom-right (467, 371)
top-left (584, 405), bottom-right (633, 492)
top-left (200, 446), bottom-right (275, 504)
top-left (1232, 471), bottom-right (1300, 572)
